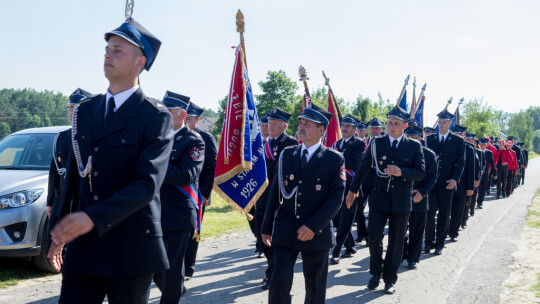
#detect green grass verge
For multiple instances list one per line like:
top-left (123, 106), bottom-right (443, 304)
top-left (201, 190), bottom-right (251, 239)
top-left (534, 273), bottom-right (540, 298)
top-left (0, 259), bottom-right (51, 289)
top-left (526, 188), bottom-right (540, 298)
top-left (529, 152), bottom-right (538, 160)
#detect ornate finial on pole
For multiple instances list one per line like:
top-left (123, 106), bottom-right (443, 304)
top-left (396, 74), bottom-right (411, 106)
top-left (235, 9), bottom-right (247, 69)
top-left (459, 97), bottom-right (464, 105)
top-left (299, 66), bottom-right (311, 109)
top-left (299, 66), bottom-right (309, 81)
top-left (125, 0), bottom-right (134, 20)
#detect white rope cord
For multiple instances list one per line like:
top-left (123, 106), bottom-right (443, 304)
top-left (51, 133), bottom-right (66, 176)
top-left (71, 104), bottom-right (92, 181)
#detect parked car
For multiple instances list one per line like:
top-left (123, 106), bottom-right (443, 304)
top-left (0, 126), bottom-right (70, 272)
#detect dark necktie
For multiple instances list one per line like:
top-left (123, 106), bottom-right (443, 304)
top-left (440, 135), bottom-right (445, 144)
top-left (391, 140), bottom-right (398, 154)
top-left (301, 149), bottom-right (308, 170)
top-left (105, 97), bottom-right (116, 124)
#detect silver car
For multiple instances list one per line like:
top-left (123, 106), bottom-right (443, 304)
top-left (0, 126), bottom-right (70, 272)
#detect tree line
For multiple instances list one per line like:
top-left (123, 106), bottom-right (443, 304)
top-left (1, 79), bottom-right (539, 153)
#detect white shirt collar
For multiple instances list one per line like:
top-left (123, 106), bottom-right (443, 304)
top-left (105, 85), bottom-right (139, 115)
top-left (301, 141), bottom-right (321, 163)
top-left (174, 125), bottom-right (186, 136)
top-left (388, 134), bottom-right (403, 147)
top-left (439, 131), bottom-right (449, 141)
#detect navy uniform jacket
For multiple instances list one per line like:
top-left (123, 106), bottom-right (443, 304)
top-left (482, 149), bottom-right (496, 180)
top-left (523, 149), bottom-right (529, 167)
top-left (412, 146), bottom-right (437, 213)
top-left (47, 129), bottom-right (72, 217)
top-left (361, 137), bottom-right (377, 188)
top-left (426, 133), bottom-right (466, 192)
top-left (160, 126), bottom-right (205, 231)
top-left (350, 135), bottom-right (426, 214)
top-left (261, 145), bottom-right (345, 251)
top-left (511, 145), bottom-right (522, 167)
top-left (194, 127), bottom-right (217, 200)
top-left (58, 89), bottom-right (174, 277)
top-left (255, 133), bottom-right (298, 210)
top-left (455, 142), bottom-right (475, 195)
top-left (335, 135), bottom-right (366, 191)
top-left (475, 148), bottom-right (485, 181)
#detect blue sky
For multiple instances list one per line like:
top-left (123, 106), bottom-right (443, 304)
top-left (1, 1), bottom-right (539, 124)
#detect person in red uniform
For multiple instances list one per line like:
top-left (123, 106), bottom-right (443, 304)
top-left (505, 141), bottom-right (518, 197)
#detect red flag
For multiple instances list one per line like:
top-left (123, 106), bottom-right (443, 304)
top-left (323, 92), bottom-right (341, 147)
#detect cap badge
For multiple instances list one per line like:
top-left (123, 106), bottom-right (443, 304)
top-left (315, 184), bottom-right (322, 191)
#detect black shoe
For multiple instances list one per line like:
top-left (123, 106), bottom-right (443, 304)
top-left (262, 278), bottom-right (271, 290)
top-left (254, 248), bottom-right (261, 254)
top-left (185, 275), bottom-right (192, 281)
top-left (423, 245), bottom-right (431, 254)
top-left (434, 248), bottom-right (442, 255)
top-left (384, 283), bottom-right (396, 294)
top-left (461, 224), bottom-right (467, 229)
top-left (330, 257), bottom-right (340, 265)
top-left (341, 251), bottom-right (353, 258)
top-left (182, 285), bottom-right (187, 297)
top-left (257, 251), bottom-right (264, 258)
top-left (450, 237), bottom-right (457, 242)
top-left (407, 262), bottom-right (417, 269)
top-left (496, 195), bottom-right (500, 199)
top-left (367, 274), bottom-right (381, 290)
top-left (477, 205), bottom-right (483, 209)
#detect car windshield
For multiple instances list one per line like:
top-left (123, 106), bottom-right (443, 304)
top-left (0, 133), bottom-right (56, 170)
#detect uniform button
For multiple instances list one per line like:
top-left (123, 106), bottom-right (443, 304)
top-left (82, 135), bottom-right (85, 139)
top-left (93, 195), bottom-right (99, 201)
top-left (299, 180), bottom-right (302, 184)
top-left (391, 185), bottom-right (395, 188)
top-left (296, 215), bottom-right (300, 219)
top-left (298, 192), bottom-right (302, 196)
top-left (105, 223), bottom-right (112, 228)
top-left (93, 171), bottom-right (98, 177)
top-left (145, 229), bottom-right (150, 234)
top-left (121, 139), bottom-right (126, 144)
top-left (94, 147), bottom-right (99, 152)
top-left (392, 161), bottom-right (395, 163)
top-left (319, 229), bottom-right (323, 233)
top-left (297, 204), bottom-right (301, 207)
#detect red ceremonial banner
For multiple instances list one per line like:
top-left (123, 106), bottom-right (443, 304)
top-left (324, 92), bottom-right (341, 147)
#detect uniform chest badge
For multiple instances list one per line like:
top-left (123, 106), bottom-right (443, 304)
top-left (284, 180), bottom-right (288, 186)
top-left (315, 184), bottom-right (322, 191)
top-left (289, 174), bottom-right (294, 180)
top-left (57, 156), bottom-right (61, 162)
top-left (382, 156), bottom-right (387, 160)
top-left (339, 166), bottom-right (346, 181)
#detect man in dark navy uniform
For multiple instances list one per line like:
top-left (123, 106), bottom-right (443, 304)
top-left (256, 107), bottom-right (298, 290)
top-left (153, 91), bottom-right (205, 303)
top-left (518, 142), bottom-right (528, 185)
top-left (48, 19), bottom-right (174, 304)
top-left (183, 101), bottom-right (218, 281)
top-left (448, 127), bottom-right (475, 239)
top-left (354, 118), bottom-right (384, 244)
top-left (476, 137), bottom-right (497, 209)
top-left (465, 136), bottom-right (483, 218)
top-left (355, 121), bottom-right (369, 146)
top-left (346, 106), bottom-right (425, 294)
top-left (402, 124), bottom-right (437, 270)
top-left (47, 89), bottom-right (93, 230)
top-left (261, 103), bottom-right (344, 304)
top-left (330, 114), bottom-right (366, 264)
top-left (424, 110), bottom-right (465, 255)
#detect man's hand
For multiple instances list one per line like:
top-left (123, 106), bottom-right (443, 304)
top-left (46, 206), bottom-right (52, 218)
top-left (47, 242), bottom-right (65, 273)
top-left (346, 191), bottom-right (356, 209)
top-left (502, 162), bottom-right (508, 166)
top-left (474, 180), bottom-right (480, 187)
top-left (384, 165), bottom-right (402, 177)
top-left (466, 190), bottom-right (474, 196)
top-left (50, 212), bottom-right (95, 245)
top-left (521, 165), bottom-right (525, 169)
top-left (412, 190), bottom-right (423, 203)
top-left (261, 234), bottom-right (272, 247)
top-left (493, 175), bottom-right (498, 180)
top-left (515, 171), bottom-right (518, 176)
top-left (297, 225), bottom-right (315, 242)
top-left (202, 197), bottom-right (209, 207)
top-left (446, 179), bottom-right (457, 190)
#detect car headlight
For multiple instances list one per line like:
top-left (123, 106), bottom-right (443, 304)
top-left (0, 189), bottom-right (44, 209)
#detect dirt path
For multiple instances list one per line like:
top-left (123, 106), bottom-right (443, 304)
top-left (1, 158), bottom-right (539, 304)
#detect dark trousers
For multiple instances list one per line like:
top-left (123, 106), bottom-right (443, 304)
top-left (497, 166), bottom-right (508, 197)
top-left (332, 199), bottom-right (358, 258)
top-left (462, 195), bottom-right (472, 227)
top-left (477, 178), bottom-right (489, 207)
top-left (269, 246), bottom-right (329, 304)
top-left (153, 229), bottom-right (192, 304)
top-left (355, 185), bottom-right (371, 240)
top-left (185, 205), bottom-right (206, 277)
top-left (59, 268), bottom-right (153, 304)
top-left (506, 170), bottom-right (515, 196)
top-left (449, 193), bottom-right (467, 238)
top-left (520, 168), bottom-right (525, 184)
top-left (248, 206), bottom-right (261, 251)
top-left (255, 209), bottom-right (274, 280)
top-left (425, 190), bottom-right (454, 250)
top-left (368, 208), bottom-right (409, 284)
top-left (404, 211), bottom-right (426, 264)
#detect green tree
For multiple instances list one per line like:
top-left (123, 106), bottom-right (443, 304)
top-left (255, 70), bottom-right (299, 118)
top-left (461, 99), bottom-right (501, 137)
top-left (532, 130), bottom-right (540, 154)
top-left (507, 111), bottom-right (534, 148)
top-left (525, 106), bottom-right (540, 130)
top-left (0, 122), bottom-right (11, 139)
top-left (213, 95), bottom-right (227, 139)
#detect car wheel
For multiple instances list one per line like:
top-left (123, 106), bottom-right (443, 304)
top-left (32, 216), bottom-right (60, 273)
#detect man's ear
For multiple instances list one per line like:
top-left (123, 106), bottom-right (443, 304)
top-left (137, 56), bottom-right (147, 73)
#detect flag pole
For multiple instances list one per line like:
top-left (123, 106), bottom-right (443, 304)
top-left (410, 83), bottom-right (427, 117)
top-left (236, 9), bottom-right (247, 70)
top-left (299, 66), bottom-right (311, 110)
top-left (411, 77), bottom-right (417, 113)
top-left (396, 74), bottom-right (410, 106)
top-left (322, 71), bottom-right (343, 121)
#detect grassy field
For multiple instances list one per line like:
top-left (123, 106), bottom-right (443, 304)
top-left (0, 259), bottom-right (52, 289)
top-left (529, 151), bottom-right (538, 160)
top-left (527, 188), bottom-right (540, 298)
